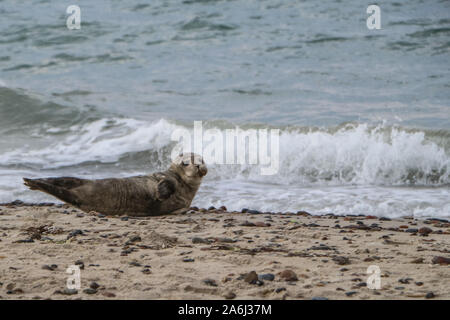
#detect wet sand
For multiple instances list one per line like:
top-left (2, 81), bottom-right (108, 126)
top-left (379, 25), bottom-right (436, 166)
top-left (0, 203), bottom-right (449, 300)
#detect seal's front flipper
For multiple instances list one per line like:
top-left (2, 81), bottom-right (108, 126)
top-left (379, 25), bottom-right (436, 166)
top-left (156, 179), bottom-right (176, 200)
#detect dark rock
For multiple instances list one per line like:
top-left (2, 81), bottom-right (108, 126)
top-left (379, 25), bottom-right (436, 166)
top-left (345, 291), bottom-right (358, 297)
top-left (405, 228), bottom-right (418, 233)
top-left (202, 279), bottom-right (218, 287)
top-left (247, 209), bottom-right (261, 214)
top-left (279, 270), bottom-right (298, 281)
top-left (398, 278), bottom-right (413, 284)
top-left (275, 287), bottom-right (286, 293)
top-left (67, 229), bottom-right (83, 239)
top-left (83, 288), bottom-right (97, 294)
top-left (192, 237), bottom-right (210, 244)
top-left (74, 260), bottom-right (85, 270)
top-left (223, 291), bottom-right (236, 299)
top-left (432, 256), bottom-right (450, 265)
top-left (312, 297), bottom-right (328, 300)
top-left (102, 291), bottom-right (116, 298)
top-left (425, 292), bottom-right (435, 299)
top-left (15, 238), bottom-right (34, 243)
top-left (418, 227), bottom-right (432, 235)
top-left (332, 256), bottom-right (350, 265)
top-left (42, 264), bottom-right (57, 271)
top-left (183, 258), bottom-right (195, 262)
top-left (244, 271), bottom-right (258, 284)
top-left (258, 273), bottom-right (275, 281)
top-left (89, 282), bottom-right (100, 290)
top-left (125, 235), bottom-right (141, 245)
top-left (63, 288), bottom-right (78, 295)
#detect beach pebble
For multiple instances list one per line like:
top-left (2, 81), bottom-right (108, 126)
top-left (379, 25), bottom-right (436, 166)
top-left (244, 271), bottom-right (258, 284)
top-left (398, 278), bottom-right (413, 284)
top-left (418, 227), bottom-right (432, 235)
top-left (279, 270), bottom-right (298, 281)
top-left (83, 288), bottom-right (97, 294)
top-left (223, 291), bottom-right (236, 299)
top-left (74, 260), bottom-right (85, 270)
top-left (63, 288), bottom-right (78, 295)
top-left (410, 258), bottom-right (424, 264)
top-left (67, 229), bottom-right (83, 239)
top-left (192, 237), bottom-right (210, 244)
top-left (42, 264), bottom-right (58, 271)
top-left (183, 258), bottom-right (195, 262)
top-left (345, 291), bottom-right (358, 297)
top-left (311, 297), bottom-right (328, 300)
top-left (89, 282), bottom-right (100, 290)
top-left (102, 291), bottom-right (116, 298)
top-left (425, 292), bottom-right (435, 299)
top-left (332, 256), bottom-right (350, 265)
top-left (258, 273), bottom-right (275, 281)
top-left (432, 256), bottom-right (450, 265)
top-left (202, 279), bottom-right (218, 287)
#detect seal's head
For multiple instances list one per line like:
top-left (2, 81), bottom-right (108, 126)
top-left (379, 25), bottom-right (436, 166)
top-left (170, 153), bottom-right (207, 184)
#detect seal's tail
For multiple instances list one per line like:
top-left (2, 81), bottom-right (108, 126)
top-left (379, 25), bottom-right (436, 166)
top-left (23, 177), bottom-right (81, 206)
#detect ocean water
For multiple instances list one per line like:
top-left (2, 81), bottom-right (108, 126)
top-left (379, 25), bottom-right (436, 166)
top-left (0, 0), bottom-right (449, 218)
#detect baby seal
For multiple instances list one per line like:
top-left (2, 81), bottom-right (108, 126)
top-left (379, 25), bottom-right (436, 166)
top-left (23, 153), bottom-right (207, 216)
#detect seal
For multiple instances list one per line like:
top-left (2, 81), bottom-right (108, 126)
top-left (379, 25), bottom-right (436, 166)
top-left (23, 153), bottom-right (207, 216)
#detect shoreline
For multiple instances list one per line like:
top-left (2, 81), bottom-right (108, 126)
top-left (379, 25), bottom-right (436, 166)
top-left (0, 202), bottom-right (449, 300)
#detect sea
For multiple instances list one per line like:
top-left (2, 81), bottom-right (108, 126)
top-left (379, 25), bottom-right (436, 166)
top-left (0, 0), bottom-right (449, 218)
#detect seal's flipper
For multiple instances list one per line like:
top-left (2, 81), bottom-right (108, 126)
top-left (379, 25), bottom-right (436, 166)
top-left (156, 179), bottom-right (176, 200)
top-left (23, 178), bottom-right (82, 206)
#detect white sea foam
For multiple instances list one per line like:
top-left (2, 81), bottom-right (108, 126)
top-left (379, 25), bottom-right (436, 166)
top-left (1, 119), bottom-right (449, 218)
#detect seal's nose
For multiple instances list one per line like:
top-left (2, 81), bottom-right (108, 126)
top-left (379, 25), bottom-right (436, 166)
top-left (198, 165), bottom-right (208, 177)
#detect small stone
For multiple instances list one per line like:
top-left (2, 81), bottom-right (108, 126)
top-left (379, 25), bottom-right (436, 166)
top-left (6, 283), bottom-right (15, 290)
top-left (244, 271), bottom-right (258, 284)
top-left (398, 278), bottom-right (412, 284)
top-left (183, 258), bottom-right (195, 262)
top-left (279, 270), bottom-right (298, 281)
top-left (275, 287), bottom-right (286, 293)
top-left (89, 282), bottom-right (100, 290)
top-left (432, 256), bottom-right (450, 265)
top-left (332, 256), bottom-right (350, 265)
top-left (258, 273), bottom-right (275, 281)
top-left (410, 258), bottom-right (424, 264)
top-left (192, 237), bottom-right (210, 244)
top-left (312, 297), bottom-right (328, 300)
top-left (102, 291), bottom-right (116, 298)
top-left (83, 288), bottom-right (97, 294)
top-left (120, 217), bottom-right (129, 221)
top-left (63, 288), bottom-right (78, 295)
top-left (425, 292), bottom-right (435, 299)
top-left (418, 227), bottom-right (432, 235)
top-left (42, 264), bottom-right (57, 271)
top-left (202, 279), bottom-right (218, 287)
top-left (223, 291), bottom-right (236, 299)
top-left (74, 260), bottom-right (85, 270)
top-left (345, 291), bottom-right (358, 297)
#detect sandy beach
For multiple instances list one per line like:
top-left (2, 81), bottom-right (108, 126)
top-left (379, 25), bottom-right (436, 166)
top-left (0, 202), bottom-right (448, 300)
